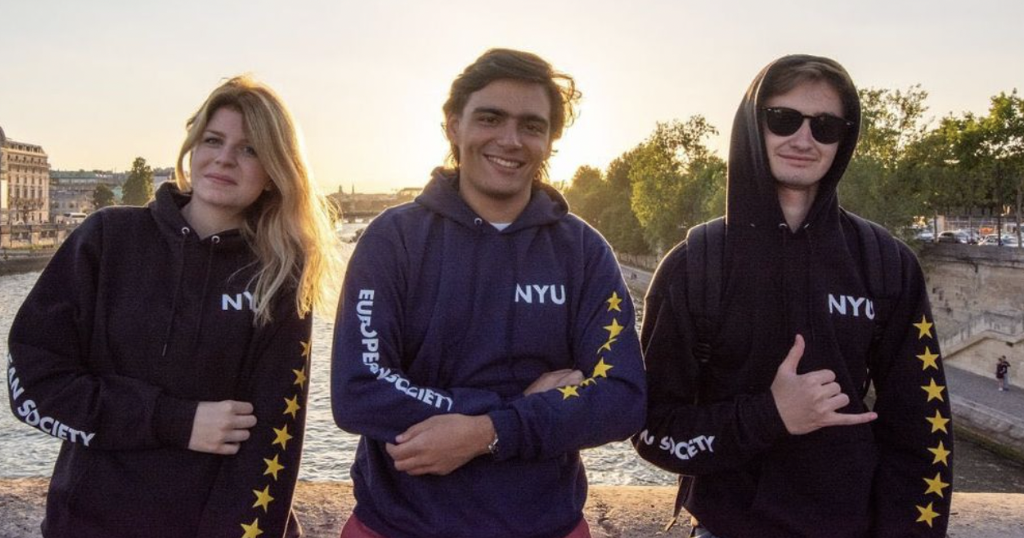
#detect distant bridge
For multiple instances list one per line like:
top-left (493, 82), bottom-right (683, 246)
top-left (340, 209), bottom-right (385, 222)
top-left (331, 191), bottom-right (420, 222)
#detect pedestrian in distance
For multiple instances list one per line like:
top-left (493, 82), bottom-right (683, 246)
top-left (997, 356), bottom-right (1011, 391)
top-left (6, 76), bottom-right (342, 538)
top-left (634, 55), bottom-right (954, 537)
top-left (330, 48), bottom-right (646, 538)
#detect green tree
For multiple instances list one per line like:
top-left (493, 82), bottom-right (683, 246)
top-left (839, 86), bottom-right (932, 236)
top-left (629, 117), bottom-right (725, 253)
top-left (563, 156), bottom-right (651, 255)
top-left (563, 165), bottom-right (609, 227)
top-left (926, 91), bottom-right (1024, 240)
top-left (979, 90), bottom-right (1024, 242)
top-left (93, 184), bottom-right (116, 209)
top-left (599, 150), bottom-right (650, 254)
top-left (121, 157), bottom-right (154, 206)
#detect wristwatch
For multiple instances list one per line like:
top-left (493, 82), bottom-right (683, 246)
top-left (487, 432), bottom-right (500, 456)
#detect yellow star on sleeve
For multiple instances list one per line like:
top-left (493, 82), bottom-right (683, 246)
top-left (579, 377), bottom-right (596, 387)
top-left (916, 347), bottom-right (940, 371)
top-left (300, 340), bottom-right (312, 359)
top-left (916, 502), bottom-right (940, 527)
top-left (923, 472), bottom-right (950, 497)
top-left (913, 316), bottom-right (934, 340)
top-left (292, 367), bottom-right (307, 389)
top-left (263, 454), bottom-right (285, 480)
top-left (592, 358), bottom-right (614, 378)
top-left (928, 440), bottom-right (951, 466)
top-left (604, 318), bottom-right (624, 340)
top-left (921, 378), bottom-right (946, 402)
top-left (283, 395), bottom-right (301, 419)
top-left (598, 339), bottom-right (618, 353)
top-left (557, 385), bottom-right (580, 399)
top-left (606, 291), bottom-right (623, 312)
top-left (252, 486), bottom-right (274, 512)
top-left (272, 425), bottom-right (293, 450)
top-left (925, 410), bottom-right (950, 434)
top-left (241, 517), bottom-right (264, 538)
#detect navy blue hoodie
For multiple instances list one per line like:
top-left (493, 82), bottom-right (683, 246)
top-left (6, 183), bottom-right (311, 537)
top-left (634, 55), bottom-right (953, 537)
top-left (331, 169), bottom-right (646, 538)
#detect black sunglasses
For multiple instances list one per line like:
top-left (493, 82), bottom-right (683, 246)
top-left (762, 107), bottom-right (853, 144)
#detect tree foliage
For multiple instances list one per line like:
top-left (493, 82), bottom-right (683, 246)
top-left (921, 90), bottom-right (1024, 238)
top-left (629, 117), bottom-right (725, 253)
top-left (563, 156), bottom-right (649, 254)
top-left (121, 157), bottom-right (154, 206)
top-left (839, 86), bottom-right (932, 236)
top-left (558, 84), bottom-right (1020, 256)
top-left (563, 165), bottom-right (608, 227)
top-left (600, 151), bottom-right (650, 254)
top-left (93, 184), bottom-right (116, 209)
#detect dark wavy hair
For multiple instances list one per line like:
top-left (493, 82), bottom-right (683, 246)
top-left (442, 48), bottom-right (581, 178)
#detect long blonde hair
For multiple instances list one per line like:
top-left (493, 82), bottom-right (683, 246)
top-left (175, 75), bottom-right (342, 325)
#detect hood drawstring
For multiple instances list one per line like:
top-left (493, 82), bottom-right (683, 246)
top-left (191, 234), bottom-right (220, 351)
top-left (162, 227), bottom-right (191, 357)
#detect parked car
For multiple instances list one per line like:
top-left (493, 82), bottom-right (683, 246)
top-left (61, 212), bottom-right (88, 225)
top-left (937, 230), bottom-right (971, 244)
top-left (979, 233), bottom-right (1020, 247)
top-left (914, 229), bottom-right (935, 242)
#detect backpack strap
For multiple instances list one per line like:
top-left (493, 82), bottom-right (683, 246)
top-left (685, 216), bottom-right (727, 367)
top-left (845, 211), bottom-right (903, 302)
top-left (666, 217), bottom-right (726, 531)
top-left (843, 210), bottom-right (904, 396)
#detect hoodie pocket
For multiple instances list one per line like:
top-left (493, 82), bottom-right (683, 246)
top-left (752, 438), bottom-right (878, 521)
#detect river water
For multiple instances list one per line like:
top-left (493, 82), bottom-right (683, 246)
top-left (2, 245), bottom-right (1023, 492)
top-left (0, 245), bottom-right (672, 486)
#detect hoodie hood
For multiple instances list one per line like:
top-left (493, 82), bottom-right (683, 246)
top-left (149, 182), bottom-right (248, 252)
top-left (415, 168), bottom-right (568, 232)
top-left (726, 54), bottom-right (861, 231)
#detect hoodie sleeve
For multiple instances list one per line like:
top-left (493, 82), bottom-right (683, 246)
top-left (6, 215), bottom-right (198, 451)
top-left (196, 300), bottom-right (311, 538)
top-left (484, 236), bottom-right (646, 461)
top-left (868, 246), bottom-right (952, 537)
top-left (632, 244), bottom-right (789, 475)
top-left (331, 231), bottom-right (505, 442)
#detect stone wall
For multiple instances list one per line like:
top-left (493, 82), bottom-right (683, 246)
top-left (922, 244), bottom-right (1024, 386)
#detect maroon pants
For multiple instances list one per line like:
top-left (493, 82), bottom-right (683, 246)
top-left (340, 513), bottom-right (592, 538)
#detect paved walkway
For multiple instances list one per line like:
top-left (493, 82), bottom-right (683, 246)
top-left (946, 365), bottom-right (1024, 419)
top-left (620, 264), bottom-right (653, 300)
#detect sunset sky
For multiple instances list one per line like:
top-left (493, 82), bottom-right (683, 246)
top-left (1, 1), bottom-right (1020, 194)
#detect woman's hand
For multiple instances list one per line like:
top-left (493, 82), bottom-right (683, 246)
top-left (188, 400), bottom-right (257, 455)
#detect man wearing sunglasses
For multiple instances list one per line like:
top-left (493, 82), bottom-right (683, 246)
top-left (635, 55), bottom-right (952, 537)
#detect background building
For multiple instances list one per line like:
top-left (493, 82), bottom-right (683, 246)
top-left (0, 125), bottom-right (50, 224)
top-left (0, 125), bottom-right (7, 223)
top-left (49, 170), bottom-right (123, 220)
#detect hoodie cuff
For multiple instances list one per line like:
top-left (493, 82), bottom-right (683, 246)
top-left (154, 394), bottom-right (199, 448)
top-left (753, 391), bottom-right (790, 446)
top-left (486, 409), bottom-right (522, 462)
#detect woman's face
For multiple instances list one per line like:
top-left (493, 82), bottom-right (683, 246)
top-left (189, 107), bottom-right (272, 222)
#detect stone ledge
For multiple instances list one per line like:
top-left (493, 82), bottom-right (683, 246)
top-left (1, 479), bottom-right (1022, 537)
top-left (951, 395), bottom-right (1024, 462)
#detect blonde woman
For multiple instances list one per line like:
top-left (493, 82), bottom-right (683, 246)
top-left (7, 76), bottom-right (340, 538)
